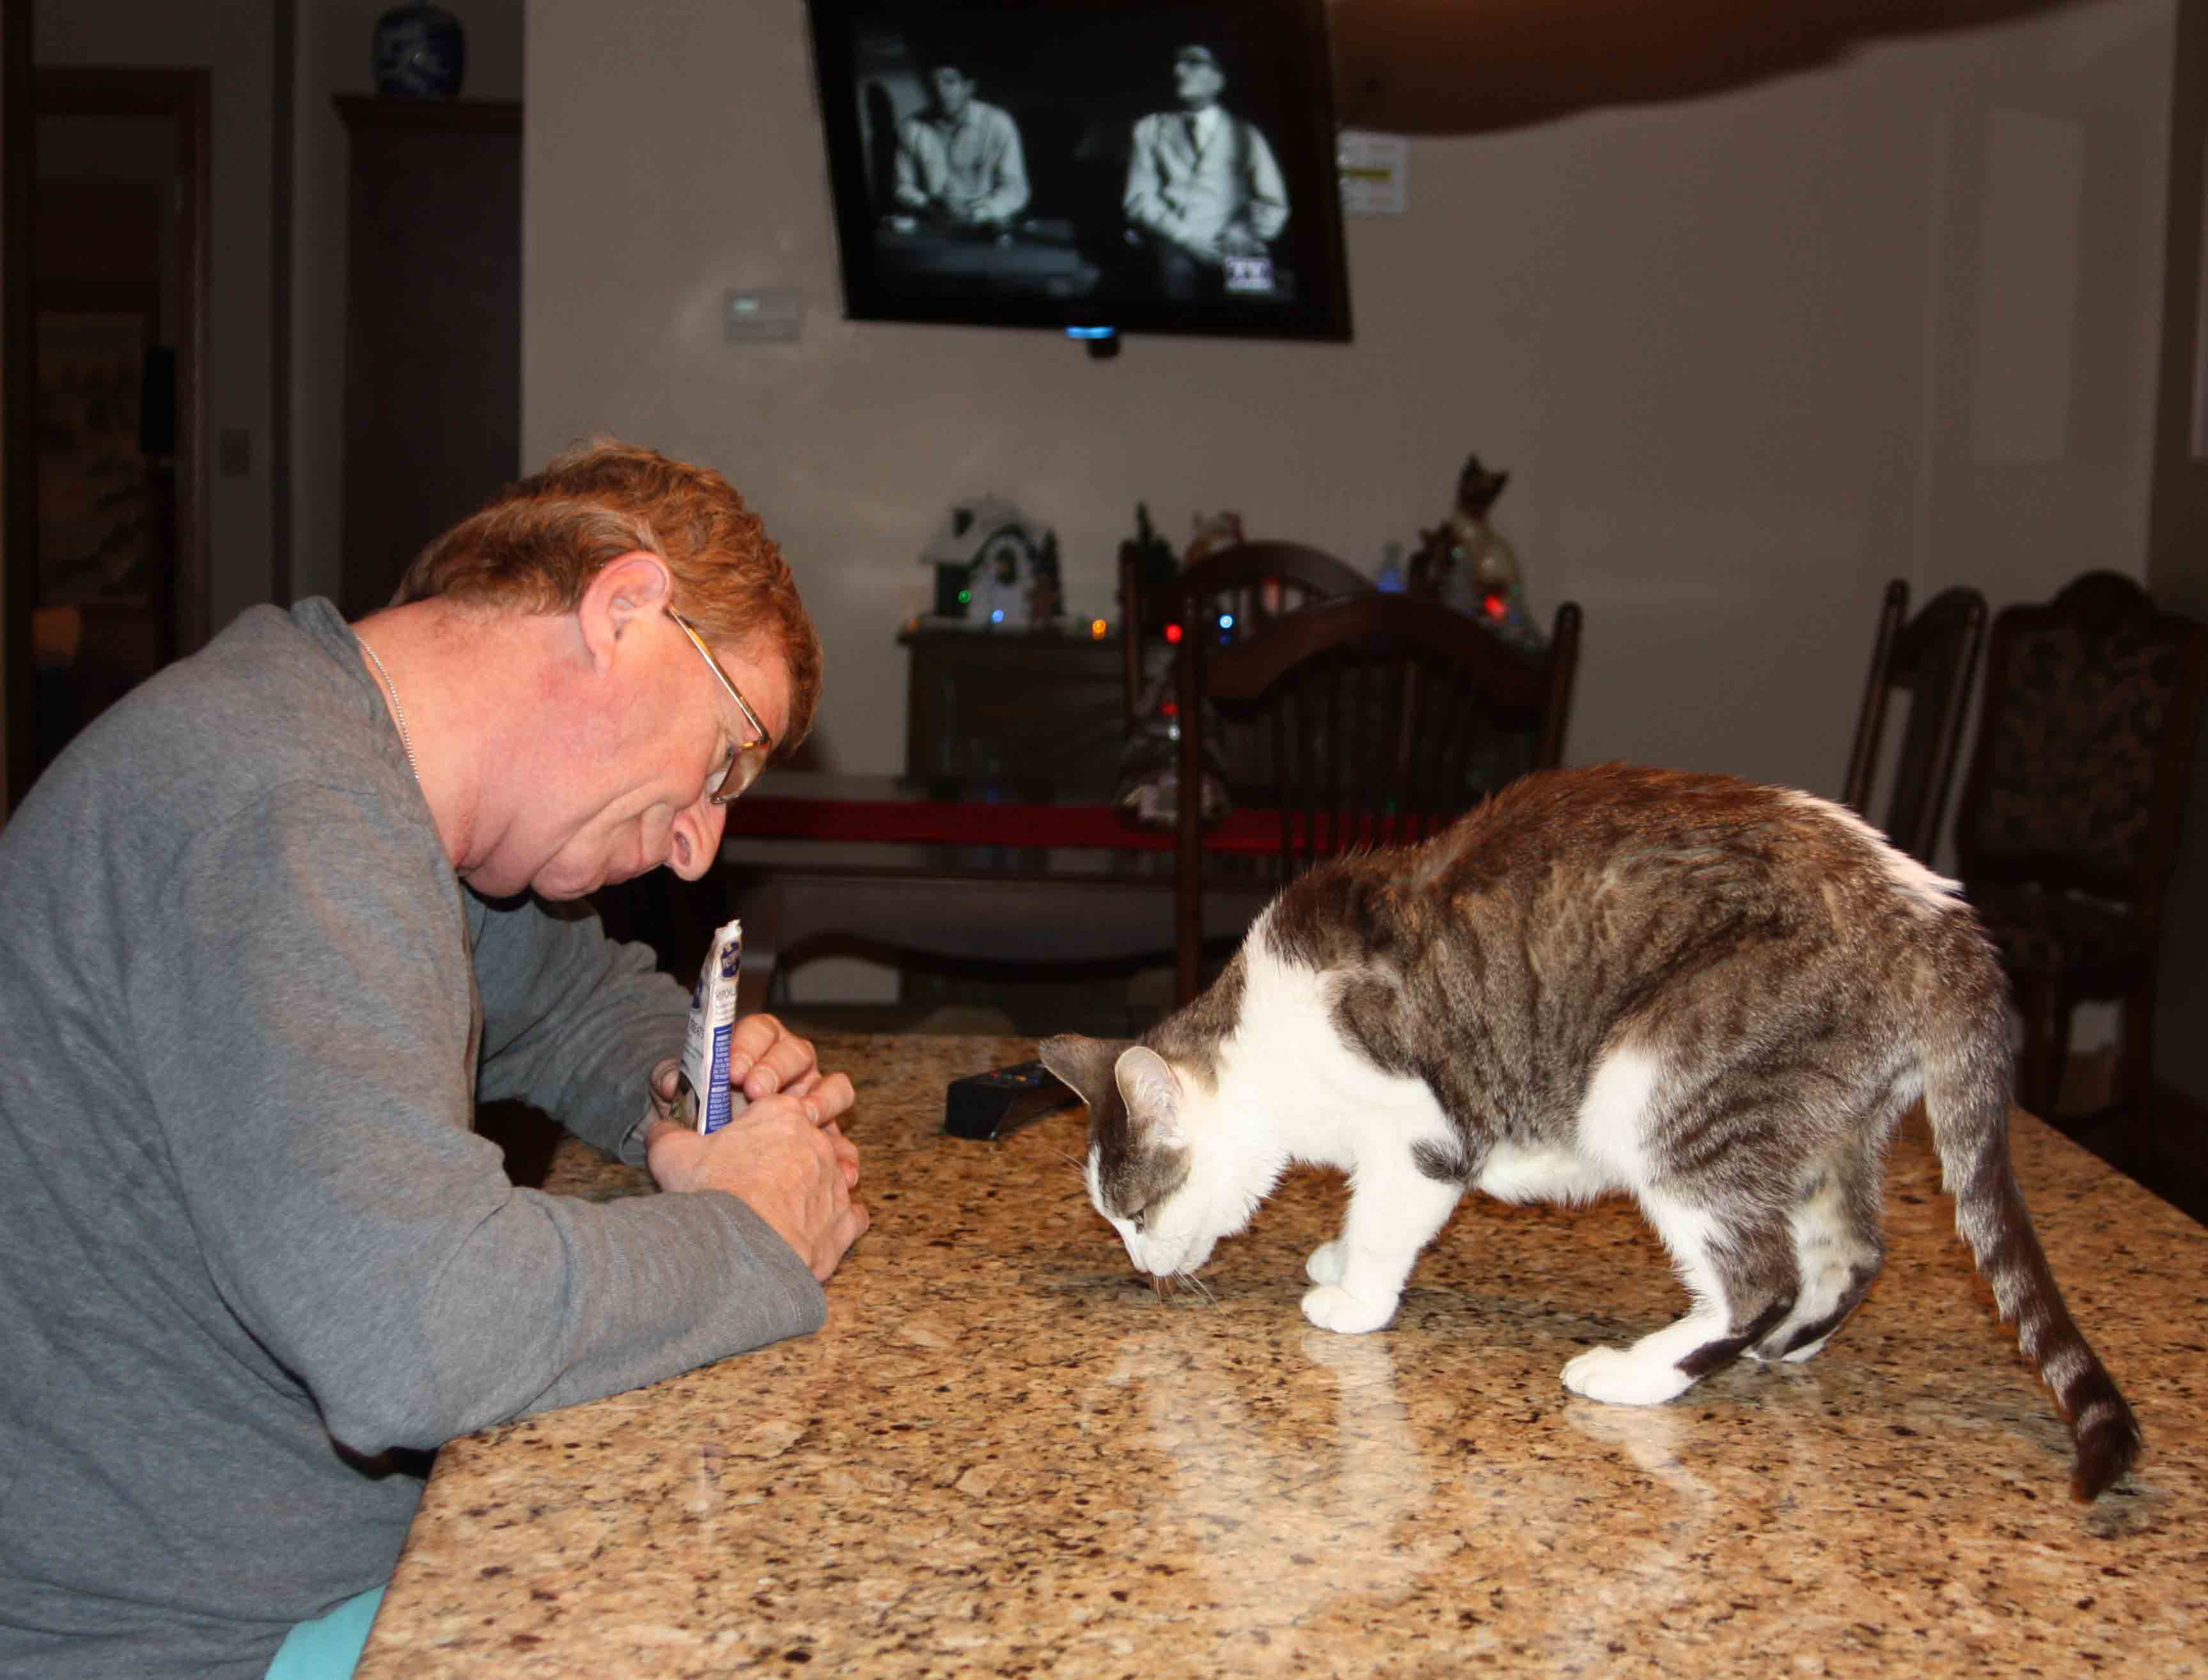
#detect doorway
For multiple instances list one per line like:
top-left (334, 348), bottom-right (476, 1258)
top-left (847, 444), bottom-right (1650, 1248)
top-left (24, 66), bottom-right (207, 782)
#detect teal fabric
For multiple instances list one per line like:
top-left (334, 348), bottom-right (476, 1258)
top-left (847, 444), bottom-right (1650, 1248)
top-left (265, 1587), bottom-right (385, 1680)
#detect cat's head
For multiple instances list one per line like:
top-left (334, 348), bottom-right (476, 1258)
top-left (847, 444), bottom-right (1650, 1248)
top-left (1038, 1032), bottom-right (1257, 1281)
top-left (1455, 454), bottom-right (1509, 516)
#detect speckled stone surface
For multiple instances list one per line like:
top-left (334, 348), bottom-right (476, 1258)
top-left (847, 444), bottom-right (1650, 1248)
top-left (357, 1032), bottom-right (2207, 1678)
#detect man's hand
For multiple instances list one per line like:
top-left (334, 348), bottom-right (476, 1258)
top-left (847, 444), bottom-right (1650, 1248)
top-left (642, 1025), bottom-right (867, 1281)
top-left (721, 1013), bottom-right (826, 1106)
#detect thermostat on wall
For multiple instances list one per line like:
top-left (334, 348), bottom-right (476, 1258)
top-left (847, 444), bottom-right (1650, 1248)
top-left (724, 289), bottom-right (803, 342)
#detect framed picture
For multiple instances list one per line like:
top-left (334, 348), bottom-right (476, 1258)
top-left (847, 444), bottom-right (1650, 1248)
top-left (36, 304), bottom-right (158, 608)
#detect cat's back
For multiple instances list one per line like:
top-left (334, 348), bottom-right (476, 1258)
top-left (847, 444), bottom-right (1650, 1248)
top-left (1269, 763), bottom-right (1973, 988)
top-left (1430, 763), bottom-right (1952, 914)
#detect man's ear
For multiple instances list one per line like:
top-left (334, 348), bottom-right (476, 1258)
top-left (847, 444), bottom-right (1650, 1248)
top-left (576, 550), bottom-right (674, 669)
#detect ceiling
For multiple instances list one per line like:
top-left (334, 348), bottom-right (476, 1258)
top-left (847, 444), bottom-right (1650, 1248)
top-left (1327, 0), bottom-right (2084, 134)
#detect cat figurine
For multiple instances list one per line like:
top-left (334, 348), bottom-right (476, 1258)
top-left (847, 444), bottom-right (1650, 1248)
top-left (1039, 763), bottom-right (2141, 1500)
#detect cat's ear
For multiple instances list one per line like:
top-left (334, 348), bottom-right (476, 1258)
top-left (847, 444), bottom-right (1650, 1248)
top-left (1113, 1046), bottom-right (1186, 1150)
top-left (1038, 1034), bottom-right (1132, 1116)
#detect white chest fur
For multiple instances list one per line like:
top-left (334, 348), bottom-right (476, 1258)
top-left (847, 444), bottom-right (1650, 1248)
top-left (1212, 930), bottom-right (1451, 1173)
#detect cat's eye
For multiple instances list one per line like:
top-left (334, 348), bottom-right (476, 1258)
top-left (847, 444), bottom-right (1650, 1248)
top-left (1126, 1208), bottom-right (1147, 1232)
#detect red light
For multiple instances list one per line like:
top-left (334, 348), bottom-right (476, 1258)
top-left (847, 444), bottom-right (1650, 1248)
top-left (1483, 594), bottom-right (1506, 619)
top-left (1161, 701), bottom-right (1178, 718)
top-left (1164, 623), bottom-right (1184, 644)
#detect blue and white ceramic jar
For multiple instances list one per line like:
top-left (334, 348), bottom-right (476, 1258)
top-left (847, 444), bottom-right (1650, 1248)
top-left (372, 4), bottom-right (467, 99)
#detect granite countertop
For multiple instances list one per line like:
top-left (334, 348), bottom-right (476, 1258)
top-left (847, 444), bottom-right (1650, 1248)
top-left (357, 1032), bottom-right (2208, 1678)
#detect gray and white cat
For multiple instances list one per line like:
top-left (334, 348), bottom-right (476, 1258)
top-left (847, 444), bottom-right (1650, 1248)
top-left (1039, 764), bottom-right (2140, 1500)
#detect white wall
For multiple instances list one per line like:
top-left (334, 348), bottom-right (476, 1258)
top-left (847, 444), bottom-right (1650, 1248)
top-left (36, 0), bottom-right (276, 637)
top-left (33, 0), bottom-right (2175, 793)
top-left (524, 0), bottom-right (2173, 798)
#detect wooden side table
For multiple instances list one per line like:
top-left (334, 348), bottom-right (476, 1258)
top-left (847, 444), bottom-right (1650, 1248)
top-left (899, 625), bottom-right (1127, 798)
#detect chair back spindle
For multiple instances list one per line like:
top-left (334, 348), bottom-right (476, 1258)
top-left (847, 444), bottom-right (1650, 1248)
top-left (1843, 579), bottom-right (1987, 862)
top-left (1123, 539), bottom-right (1371, 729)
top-left (1172, 592), bottom-right (1581, 1003)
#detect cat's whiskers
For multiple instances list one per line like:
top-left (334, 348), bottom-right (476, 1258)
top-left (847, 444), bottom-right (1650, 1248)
top-left (1148, 1270), bottom-right (1217, 1307)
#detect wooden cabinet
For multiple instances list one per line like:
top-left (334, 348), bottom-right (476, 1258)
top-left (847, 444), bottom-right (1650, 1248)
top-left (336, 96), bottom-right (519, 616)
top-left (900, 626), bottom-right (1127, 798)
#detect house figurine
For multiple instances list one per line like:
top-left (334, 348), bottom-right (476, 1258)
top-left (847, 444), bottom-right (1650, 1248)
top-left (920, 497), bottom-right (1061, 628)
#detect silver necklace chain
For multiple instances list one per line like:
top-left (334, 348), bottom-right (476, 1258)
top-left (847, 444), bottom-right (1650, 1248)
top-left (355, 635), bottom-right (420, 784)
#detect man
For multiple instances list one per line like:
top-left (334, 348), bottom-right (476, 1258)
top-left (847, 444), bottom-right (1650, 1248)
top-left (889, 56), bottom-right (1030, 232)
top-left (0, 442), bottom-right (867, 1679)
top-left (1122, 43), bottom-right (1290, 299)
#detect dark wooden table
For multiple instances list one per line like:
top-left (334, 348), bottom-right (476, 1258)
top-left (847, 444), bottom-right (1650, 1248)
top-left (898, 626), bottom-right (1131, 797)
top-left (709, 773), bottom-right (1282, 1013)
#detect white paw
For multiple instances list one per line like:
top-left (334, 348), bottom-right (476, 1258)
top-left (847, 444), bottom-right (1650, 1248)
top-left (1561, 1346), bottom-right (1696, 1406)
top-left (1304, 1240), bottom-right (1347, 1285)
top-left (1301, 1282), bottom-right (1397, 1334)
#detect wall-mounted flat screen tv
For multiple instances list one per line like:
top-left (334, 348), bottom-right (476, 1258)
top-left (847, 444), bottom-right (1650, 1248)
top-left (806, 0), bottom-right (1352, 346)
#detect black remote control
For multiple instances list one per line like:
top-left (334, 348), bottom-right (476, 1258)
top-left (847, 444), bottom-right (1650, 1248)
top-left (944, 1059), bottom-right (1081, 1140)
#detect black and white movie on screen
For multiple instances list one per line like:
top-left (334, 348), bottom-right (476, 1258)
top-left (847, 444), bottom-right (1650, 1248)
top-left (807, 0), bottom-right (1352, 345)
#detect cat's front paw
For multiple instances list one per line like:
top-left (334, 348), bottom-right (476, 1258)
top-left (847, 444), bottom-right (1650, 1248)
top-left (1560, 1346), bottom-right (1696, 1406)
top-left (1301, 1282), bottom-right (1397, 1335)
top-left (1304, 1240), bottom-right (1347, 1286)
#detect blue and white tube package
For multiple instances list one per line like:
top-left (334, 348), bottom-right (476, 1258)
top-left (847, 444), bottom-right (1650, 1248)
top-left (680, 919), bottom-right (745, 1135)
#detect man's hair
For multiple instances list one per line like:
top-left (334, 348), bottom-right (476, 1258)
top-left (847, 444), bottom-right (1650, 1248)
top-left (393, 439), bottom-right (822, 749)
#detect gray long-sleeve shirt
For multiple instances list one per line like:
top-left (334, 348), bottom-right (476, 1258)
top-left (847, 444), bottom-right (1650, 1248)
top-left (0, 600), bottom-right (824, 1679)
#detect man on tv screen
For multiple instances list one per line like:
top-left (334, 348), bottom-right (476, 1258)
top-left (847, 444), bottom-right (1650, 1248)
top-left (1121, 43), bottom-right (1289, 300)
top-left (889, 55), bottom-right (1031, 233)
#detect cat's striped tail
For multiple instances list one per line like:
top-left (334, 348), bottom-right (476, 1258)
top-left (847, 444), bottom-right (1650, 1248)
top-left (1918, 933), bottom-right (2141, 1501)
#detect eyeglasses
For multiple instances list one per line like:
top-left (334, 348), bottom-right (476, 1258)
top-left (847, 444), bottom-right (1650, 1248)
top-left (665, 607), bottom-right (775, 804)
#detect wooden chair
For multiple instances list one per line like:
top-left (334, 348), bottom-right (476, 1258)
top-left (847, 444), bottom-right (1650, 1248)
top-left (1120, 539), bottom-right (1370, 729)
top-left (1172, 591), bottom-right (1582, 1003)
top-left (1951, 572), bottom-right (2207, 1148)
top-left (1842, 579), bottom-right (1987, 862)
